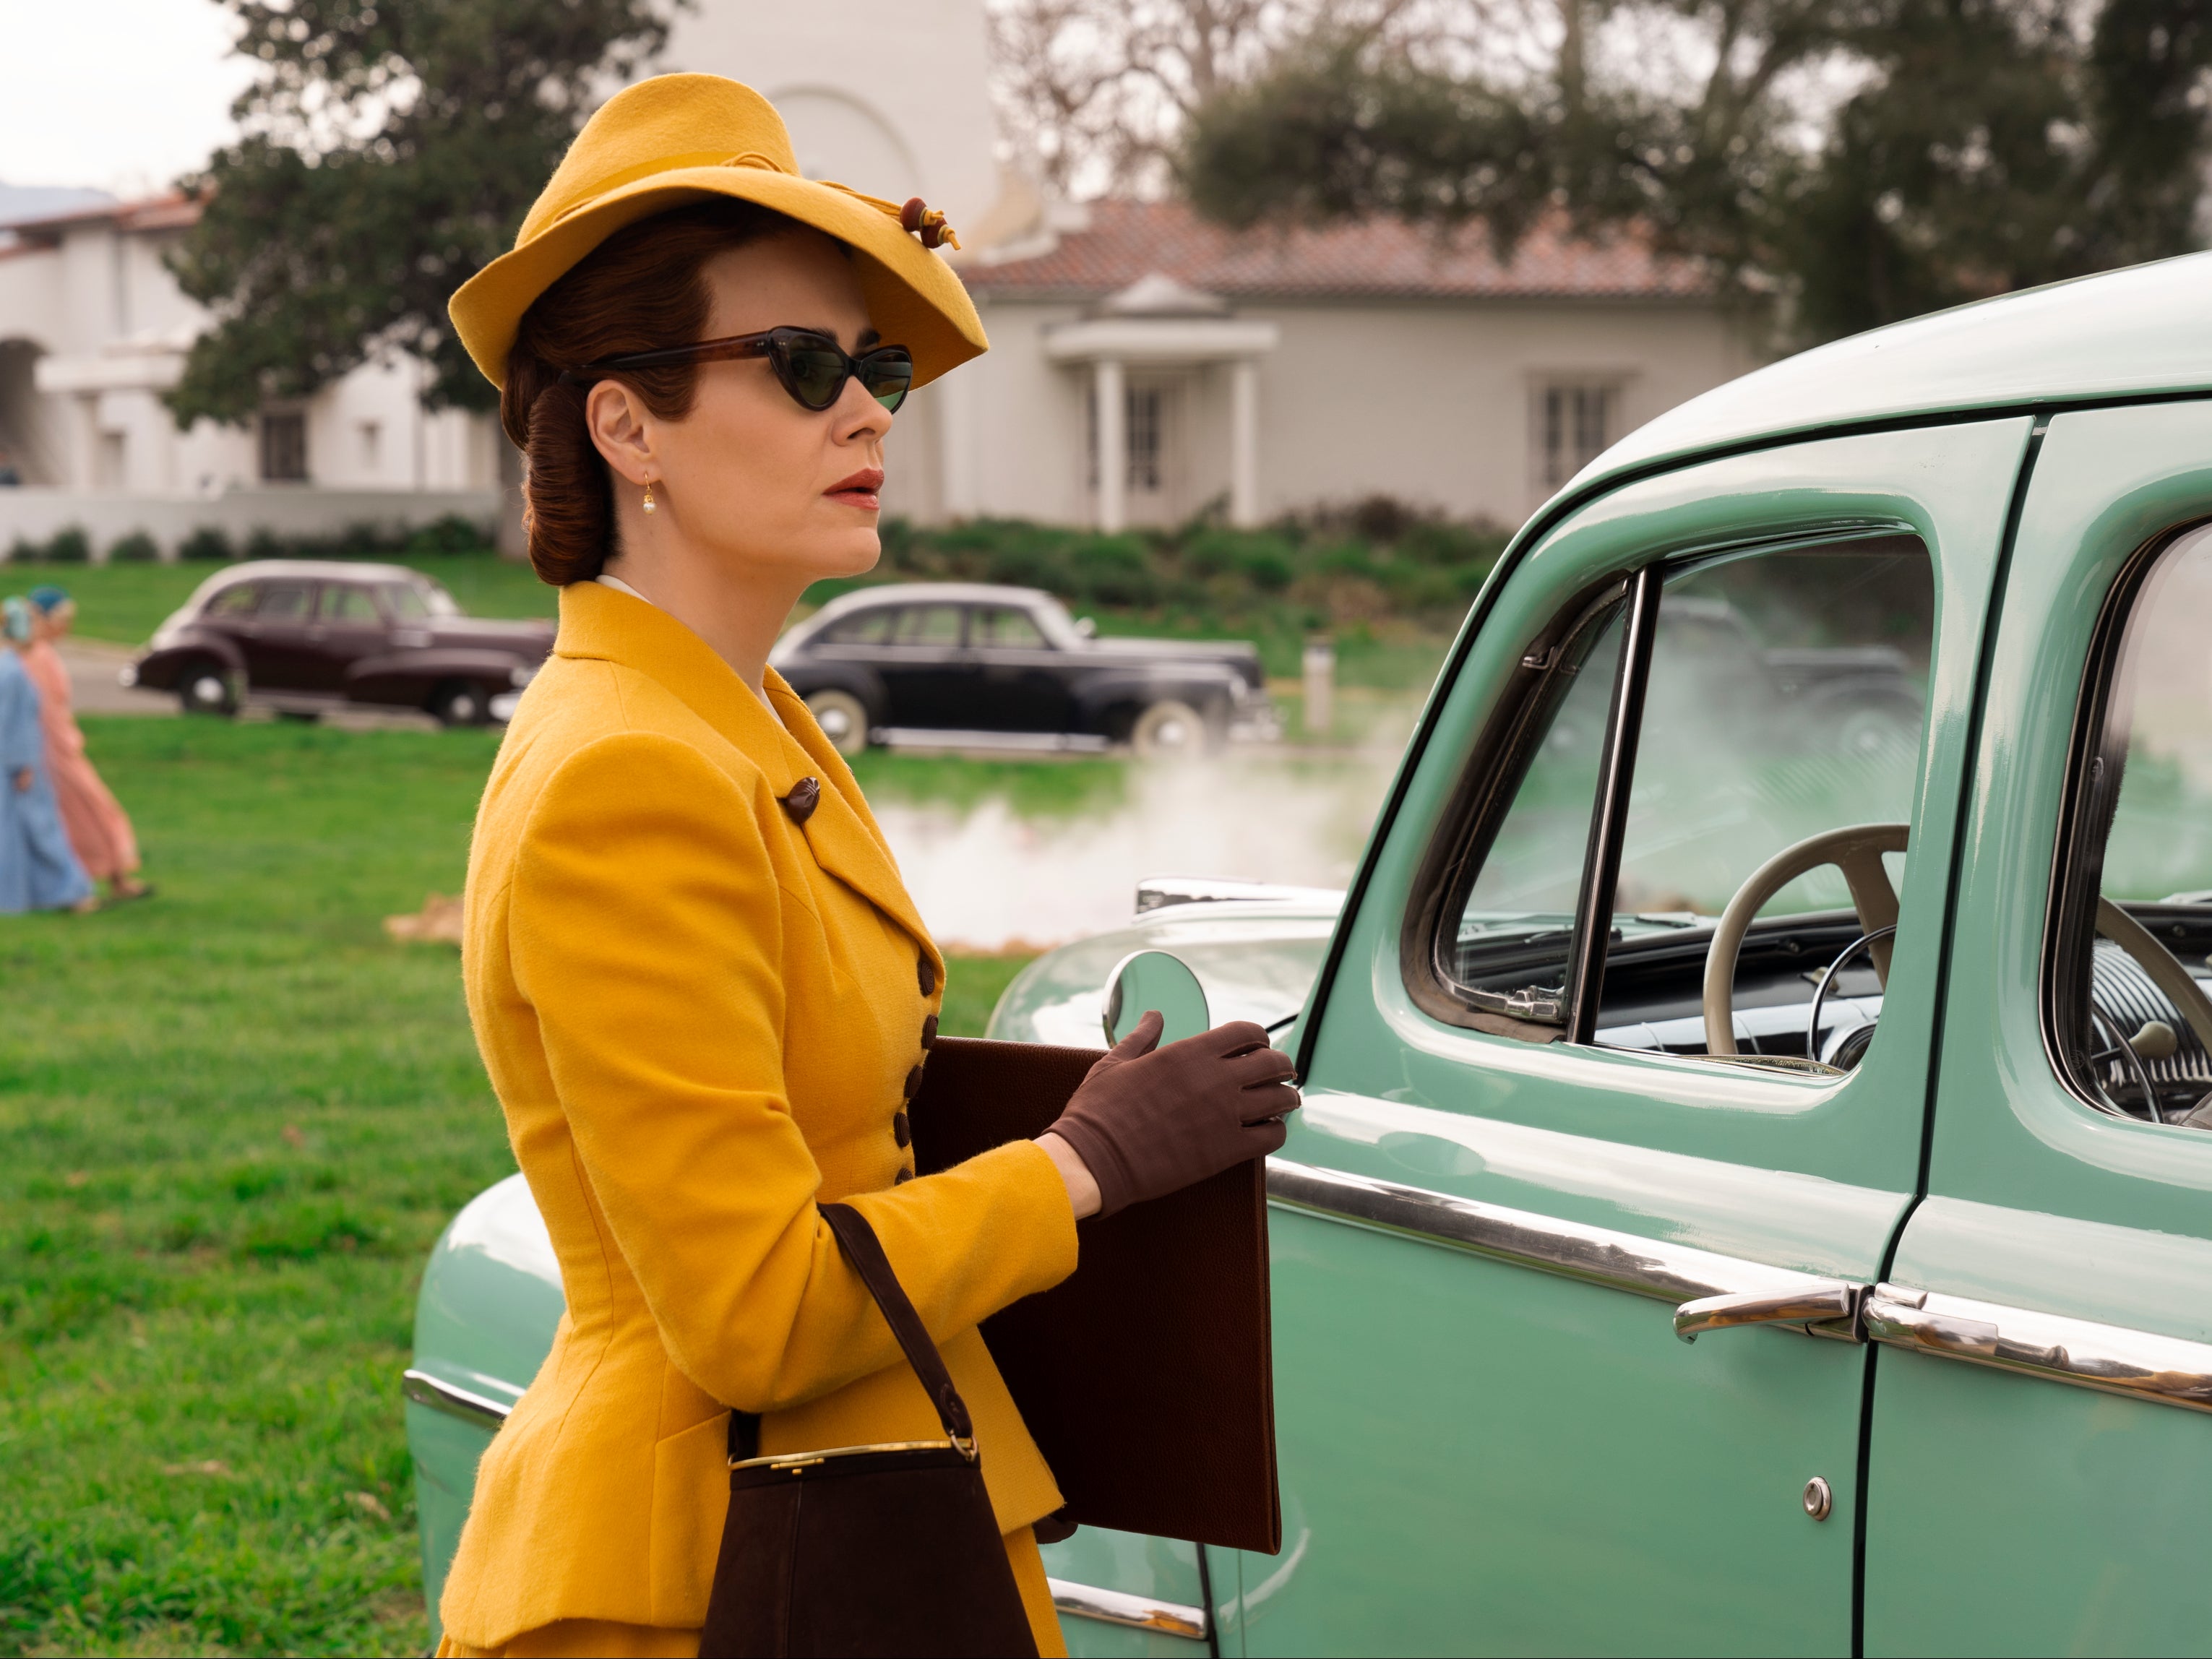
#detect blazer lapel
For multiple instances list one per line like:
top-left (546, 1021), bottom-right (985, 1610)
top-left (766, 672), bottom-right (940, 968)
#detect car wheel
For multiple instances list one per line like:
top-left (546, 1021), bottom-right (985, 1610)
top-left (1131, 699), bottom-right (1208, 759)
top-left (431, 681), bottom-right (491, 728)
top-left (805, 689), bottom-right (870, 757)
top-left (176, 661), bottom-right (237, 718)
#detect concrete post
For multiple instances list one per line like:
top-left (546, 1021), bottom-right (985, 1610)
top-left (1093, 357), bottom-right (1125, 533)
top-left (1230, 357), bottom-right (1260, 527)
top-left (1303, 634), bottom-right (1335, 741)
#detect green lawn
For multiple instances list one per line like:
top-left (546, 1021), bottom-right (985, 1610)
top-left (0, 719), bottom-right (1035, 1656)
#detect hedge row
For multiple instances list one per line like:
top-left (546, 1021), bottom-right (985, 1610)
top-left (4, 514), bottom-right (492, 565)
top-left (871, 500), bottom-right (1510, 624)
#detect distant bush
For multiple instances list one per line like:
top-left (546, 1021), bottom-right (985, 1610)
top-left (179, 526), bottom-right (236, 562)
top-left (41, 527), bottom-right (90, 564)
top-left (215, 517), bottom-right (494, 564)
top-left (6, 537), bottom-right (40, 565)
top-left (406, 513), bottom-right (491, 556)
top-left (108, 530), bottom-right (160, 564)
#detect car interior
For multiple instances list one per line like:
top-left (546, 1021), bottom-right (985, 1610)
top-left (1421, 527), bottom-right (2212, 1129)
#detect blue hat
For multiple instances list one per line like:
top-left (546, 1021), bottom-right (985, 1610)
top-left (25, 585), bottom-right (68, 613)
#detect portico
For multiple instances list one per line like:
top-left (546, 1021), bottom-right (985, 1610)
top-left (1042, 275), bottom-right (1278, 533)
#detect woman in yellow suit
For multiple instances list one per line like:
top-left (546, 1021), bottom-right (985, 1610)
top-left (437, 74), bottom-right (1300, 1658)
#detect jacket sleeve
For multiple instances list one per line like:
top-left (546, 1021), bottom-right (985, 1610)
top-left (507, 731), bottom-right (1077, 1414)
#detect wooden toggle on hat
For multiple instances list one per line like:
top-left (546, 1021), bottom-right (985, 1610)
top-left (449, 74), bottom-right (987, 392)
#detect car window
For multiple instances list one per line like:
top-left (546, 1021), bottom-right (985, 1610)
top-left (2050, 520), bottom-right (2212, 1131)
top-left (205, 584), bottom-right (259, 617)
top-left (255, 582), bottom-right (314, 621)
top-left (1437, 535), bottom-right (1933, 1066)
top-left (892, 605), bottom-right (964, 647)
top-left (820, 607), bottom-right (896, 645)
top-left (322, 585), bottom-right (382, 623)
top-left (379, 584), bottom-right (431, 623)
top-left (973, 607), bottom-right (1049, 649)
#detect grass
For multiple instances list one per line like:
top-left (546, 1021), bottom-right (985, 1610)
top-left (0, 718), bottom-right (1037, 1656)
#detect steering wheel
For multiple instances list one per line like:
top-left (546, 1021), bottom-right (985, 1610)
top-left (2087, 897), bottom-right (2212, 1121)
top-left (1703, 824), bottom-right (1908, 1058)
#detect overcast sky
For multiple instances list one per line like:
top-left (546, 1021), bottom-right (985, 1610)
top-left (0, 0), bottom-right (252, 197)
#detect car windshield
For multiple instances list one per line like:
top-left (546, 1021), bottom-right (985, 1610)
top-left (1020, 594), bottom-right (1088, 649)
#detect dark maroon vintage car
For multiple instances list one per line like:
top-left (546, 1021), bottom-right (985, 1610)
top-left (126, 561), bottom-right (554, 726)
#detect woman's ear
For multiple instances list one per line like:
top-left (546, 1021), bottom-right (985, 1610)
top-left (585, 380), bottom-right (656, 486)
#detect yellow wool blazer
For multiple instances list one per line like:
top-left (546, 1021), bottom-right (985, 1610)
top-left (442, 581), bottom-right (1079, 1650)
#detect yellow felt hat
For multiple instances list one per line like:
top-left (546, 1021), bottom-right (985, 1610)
top-left (448, 74), bottom-right (986, 392)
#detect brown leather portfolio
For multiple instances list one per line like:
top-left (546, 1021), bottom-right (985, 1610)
top-left (908, 1036), bottom-right (1282, 1554)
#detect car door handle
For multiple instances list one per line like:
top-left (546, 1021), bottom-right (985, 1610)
top-left (1674, 1281), bottom-right (1864, 1343)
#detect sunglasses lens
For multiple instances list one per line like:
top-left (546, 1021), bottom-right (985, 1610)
top-left (861, 350), bottom-right (913, 412)
top-left (778, 339), bottom-right (849, 410)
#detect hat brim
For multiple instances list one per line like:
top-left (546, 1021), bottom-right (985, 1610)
top-left (449, 165), bottom-right (986, 392)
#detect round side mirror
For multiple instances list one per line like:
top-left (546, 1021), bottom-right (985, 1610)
top-left (1102, 949), bottom-right (1210, 1048)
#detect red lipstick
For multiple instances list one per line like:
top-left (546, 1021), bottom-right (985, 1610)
top-left (825, 467), bottom-right (885, 511)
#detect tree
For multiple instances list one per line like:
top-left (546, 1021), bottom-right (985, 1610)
top-left (164, 0), bottom-right (674, 427)
top-left (1174, 0), bottom-right (2212, 344)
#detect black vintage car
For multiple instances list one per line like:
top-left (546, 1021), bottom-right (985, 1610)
top-left (769, 582), bottom-right (1279, 756)
top-left (126, 561), bottom-right (554, 726)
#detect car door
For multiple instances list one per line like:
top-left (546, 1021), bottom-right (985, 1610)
top-left (303, 579), bottom-right (391, 693)
top-left (1236, 422), bottom-right (2032, 1656)
top-left (1862, 403), bottom-right (2212, 1654)
top-left (967, 603), bottom-right (1073, 733)
top-left (233, 577), bottom-right (321, 690)
top-left (874, 602), bottom-right (971, 731)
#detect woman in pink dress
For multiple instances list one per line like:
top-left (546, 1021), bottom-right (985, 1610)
top-left (24, 587), bottom-right (150, 902)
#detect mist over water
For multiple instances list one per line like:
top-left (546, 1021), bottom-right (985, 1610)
top-left (874, 751), bottom-right (1401, 952)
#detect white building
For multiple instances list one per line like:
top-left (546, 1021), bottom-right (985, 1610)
top-left (0, 0), bottom-right (1753, 557)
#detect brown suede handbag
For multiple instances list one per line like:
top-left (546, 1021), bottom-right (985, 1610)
top-left (697, 1202), bottom-right (1038, 1659)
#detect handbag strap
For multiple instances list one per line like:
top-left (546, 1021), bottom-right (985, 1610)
top-left (725, 1201), bottom-right (978, 1462)
top-left (819, 1202), bottom-right (977, 1452)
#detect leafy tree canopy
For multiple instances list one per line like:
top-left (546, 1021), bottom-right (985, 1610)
top-left (164, 0), bottom-right (674, 427)
top-left (1178, 0), bottom-right (2212, 344)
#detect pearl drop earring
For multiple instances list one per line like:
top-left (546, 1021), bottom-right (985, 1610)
top-left (642, 480), bottom-right (657, 515)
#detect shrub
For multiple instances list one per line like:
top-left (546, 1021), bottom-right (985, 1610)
top-left (406, 512), bottom-right (490, 556)
top-left (1070, 535), bottom-right (1159, 607)
top-left (107, 530), bottom-right (159, 564)
top-left (178, 526), bottom-right (236, 562)
top-left (6, 536), bottom-right (40, 565)
top-left (42, 527), bottom-right (89, 564)
top-left (244, 527), bottom-right (288, 563)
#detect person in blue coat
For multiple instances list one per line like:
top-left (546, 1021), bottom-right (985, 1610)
top-left (0, 597), bottom-right (92, 913)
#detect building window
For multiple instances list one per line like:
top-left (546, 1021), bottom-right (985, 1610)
top-left (260, 411), bottom-right (308, 483)
top-left (1085, 381), bottom-right (1175, 494)
top-left (1533, 380), bottom-right (1622, 492)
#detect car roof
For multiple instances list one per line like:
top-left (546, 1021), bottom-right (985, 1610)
top-left (1576, 249), bottom-right (2212, 501)
top-left (809, 582), bottom-right (1063, 617)
top-left (199, 560), bottom-right (426, 587)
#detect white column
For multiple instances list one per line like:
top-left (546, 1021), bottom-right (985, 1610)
top-left (1229, 357), bottom-right (1260, 528)
top-left (1093, 357), bottom-right (1125, 533)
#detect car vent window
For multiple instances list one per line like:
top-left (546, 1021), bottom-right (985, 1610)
top-left (205, 585), bottom-right (259, 617)
top-left (973, 608), bottom-right (1047, 648)
top-left (256, 584), bottom-right (314, 621)
top-left (323, 585), bottom-right (382, 622)
top-left (822, 608), bottom-right (895, 645)
top-left (2052, 520), bottom-right (2212, 1131)
top-left (892, 606), bottom-right (964, 647)
top-left (1429, 534), bottom-right (1933, 1066)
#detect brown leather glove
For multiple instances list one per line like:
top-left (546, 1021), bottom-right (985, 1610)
top-left (1048, 1011), bottom-right (1300, 1218)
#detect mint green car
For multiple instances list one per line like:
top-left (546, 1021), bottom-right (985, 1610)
top-left (408, 254), bottom-right (2212, 1655)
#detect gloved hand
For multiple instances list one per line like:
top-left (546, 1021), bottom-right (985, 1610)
top-left (1046, 1011), bottom-right (1300, 1218)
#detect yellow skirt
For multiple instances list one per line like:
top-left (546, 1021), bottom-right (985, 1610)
top-left (436, 1525), bottom-right (1067, 1658)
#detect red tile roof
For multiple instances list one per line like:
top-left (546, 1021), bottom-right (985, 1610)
top-left (963, 198), bottom-right (1712, 303)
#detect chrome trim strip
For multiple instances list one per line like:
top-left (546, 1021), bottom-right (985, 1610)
top-left (402, 1368), bottom-right (515, 1430)
top-left (1864, 1283), bottom-right (2212, 1415)
top-left (1046, 1579), bottom-right (1208, 1639)
top-left (1266, 1159), bottom-right (1859, 1332)
top-left (1675, 1282), bottom-right (1862, 1343)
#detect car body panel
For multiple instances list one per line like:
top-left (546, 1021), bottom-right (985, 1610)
top-left (1862, 400), bottom-right (2212, 1655)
